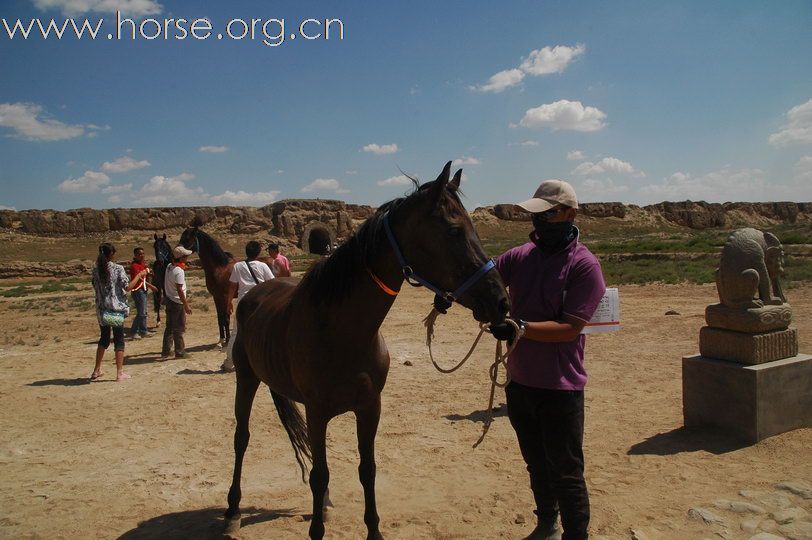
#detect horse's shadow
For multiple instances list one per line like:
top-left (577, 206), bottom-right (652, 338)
top-left (444, 403), bottom-right (507, 424)
top-left (28, 377), bottom-right (93, 387)
top-left (627, 426), bottom-right (749, 456)
top-left (125, 343), bottom-right (221, 366)
top-left (117, 506), bottom-right (299, 539)
top-left (123, 354), bottom-right (165, 365)
top-left (177, 368), bottom-right (225, 376)
top-left (187, 343), bottom-right (223, 353)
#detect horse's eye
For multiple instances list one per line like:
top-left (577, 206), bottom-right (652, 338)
top-left (449, 227), bottom-right (462, 237)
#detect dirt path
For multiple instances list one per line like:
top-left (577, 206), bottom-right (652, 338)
top-left (0, 281), bottom-right (810, 539)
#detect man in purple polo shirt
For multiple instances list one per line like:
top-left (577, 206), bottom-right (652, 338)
top-left (491, 179), bottom-right (605, 540)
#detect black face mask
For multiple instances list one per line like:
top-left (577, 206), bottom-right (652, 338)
top-left (531, 216), bottom-right (575, 252)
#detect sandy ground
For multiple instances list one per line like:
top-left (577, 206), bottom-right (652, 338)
top-left (0, 277), bottom-right (810, 539)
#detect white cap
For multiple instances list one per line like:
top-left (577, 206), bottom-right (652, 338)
top-left (516, 179), bottom-right (578, 213)
top-left (173, 245), bottom-right (193, 259)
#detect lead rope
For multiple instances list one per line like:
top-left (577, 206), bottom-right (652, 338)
top-left (422, 309), bottom-right (525, 447)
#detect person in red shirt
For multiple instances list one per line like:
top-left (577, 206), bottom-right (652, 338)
top-left (129, 247), bottom-right (158, 339)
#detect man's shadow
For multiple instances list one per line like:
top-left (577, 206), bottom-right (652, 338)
top-left (117, 506), bottom-right (299, 539)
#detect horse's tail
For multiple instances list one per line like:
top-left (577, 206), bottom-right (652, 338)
top-left (270, 390), bottom-right (311, 483)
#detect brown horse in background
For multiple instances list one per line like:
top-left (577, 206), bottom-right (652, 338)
top-left (179, 218), bottom-right (236, 346)
top-left (225, 162), bottom-right (510, 539)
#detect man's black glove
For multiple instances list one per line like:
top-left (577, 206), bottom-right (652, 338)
top-left (489, 318), bottom-right (526, 343)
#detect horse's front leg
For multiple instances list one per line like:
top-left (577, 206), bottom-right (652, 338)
top-left (306, 408), bottom-right (330, 540)
top-left (153, 289), bottom-right (162, 326)
top-left (215, 303), bottom-right (229, 347)
top-left (224, 368), bottom-right (260, 533)
top-left (356, 394), bottom-right (383, 540)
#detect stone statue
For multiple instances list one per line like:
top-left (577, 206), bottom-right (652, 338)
top-left (716, 228), bottom-right (786, 309)
top-left (701, 228), bottom-right (797, 364)
top-left (705, 228), bottom-right (792, 333)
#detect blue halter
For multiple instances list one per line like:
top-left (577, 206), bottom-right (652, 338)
top-left (382, 211), bottom-right (496, 307)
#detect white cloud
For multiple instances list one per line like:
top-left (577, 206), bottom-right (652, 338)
top-left (276, 169), bottom-right (284, 174)
top-left (377, 175), bottom-right (412, 187)
top-left (472, 44), bottom-right (585, 94)
top-left (452, 156), bottom-right (481, 166)
top-left (209, 190), bottom-right (281, 206)
top-left (578, 178), bottom-right (630, 202)
top-left (572, 157), bottom-right (644, 177)
top-left (519, 44), bottom-right (586, 76)
top-left (769, 98), bottom-right (812, 147)
top-left (520, 140), bottom-right (540, 147)
top-left (471, 68), bottom-right (525, 93)
top-left (517, 100), bottom-right (607, 132)
top-left (0, 102), bottom-right (86, 141)
top-left (638, 167), bottom-right (782, 203)
top-left (567, 150), bottom-right (586, 161)
top-left (0, 205), bottom-right (16, 211)
top-left (199, 145), bottom-right (229, 153)
top-left (345, 170), bottom-right (357, 175)
top-left (101, 156), bottom-right (150, 173)
top-left (133, 172), bottom-right (206, 205)
top-left (301, 178), bottom-right (349, 194)
top-left (362, 143), bottom-right (398, 155)
top-left (31, 0), bottom-right (162, 16)
top-left (58, 170), bottom-right (110, 193)
top-left (101, 183), bottom-right (133, 194)
top-left (99, 172), bottom-right (284, 207)
top-left (794, 155), bottom-right (812, 184)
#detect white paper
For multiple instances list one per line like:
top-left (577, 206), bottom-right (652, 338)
top-left (581, 287), bottom-right (620, 334)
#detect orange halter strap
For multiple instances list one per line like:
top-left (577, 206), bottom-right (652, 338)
top-left (366, 267), bottom-right (399, 297)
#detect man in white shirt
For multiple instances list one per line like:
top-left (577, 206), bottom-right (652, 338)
top-left (222, 240), bottom-right (274, 372)
top-left (162, 245), bottom-right (193, 359)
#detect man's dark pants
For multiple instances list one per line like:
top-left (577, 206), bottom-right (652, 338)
top-left (162, 300), bottom-right (186, 357)
top-left (506, 381), bottom-right (589, 540)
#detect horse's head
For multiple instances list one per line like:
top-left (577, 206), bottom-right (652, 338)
top-left (153, 233), bottom-right (171, 264)
top-left (389, 161), bottom-right (509, 325)
top-left (179, 217), bottom-right (203, 253)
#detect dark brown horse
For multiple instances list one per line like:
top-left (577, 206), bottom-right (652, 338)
top-left (179, 218), bottom-right (236, 346)
top-left (151, 233), bottom-right (171, 327)
top-left (225, 162), bottom-right (510, 539)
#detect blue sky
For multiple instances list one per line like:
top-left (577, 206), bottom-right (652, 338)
top-left (1, 0), bottom-right (811, 211)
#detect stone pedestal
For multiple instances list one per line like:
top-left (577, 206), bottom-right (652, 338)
top-left (699, 327), bottom-right (798, 364)
top-left (705, 303), bottom-right (793, 333)
top-left (682, 354), bottom-right (812, 443)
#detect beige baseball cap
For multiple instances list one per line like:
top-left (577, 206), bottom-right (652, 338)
top-left (516, 179), bottom-right (578, 213)
top-left (173, 245), bottom-right (193, 259)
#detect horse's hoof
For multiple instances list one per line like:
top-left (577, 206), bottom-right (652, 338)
top-left (224, 515), bottom-right (241, 535)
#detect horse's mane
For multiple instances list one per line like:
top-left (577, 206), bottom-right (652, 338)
top-left (196, 228), bottom-right (233, 266)
top-left (299, 180), bottom-right (421, 305)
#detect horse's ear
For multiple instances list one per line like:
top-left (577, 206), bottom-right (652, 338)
top-left (450, 168), bottom-right (462, 191)
top-left (430, 161), bottom-right (453, 204)
top-left (191, 216), bottom-right (203, 228)
top-left (162, 233), bottom-right (166, 240)
top-left (154, 233), bottom-right (158, 240)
